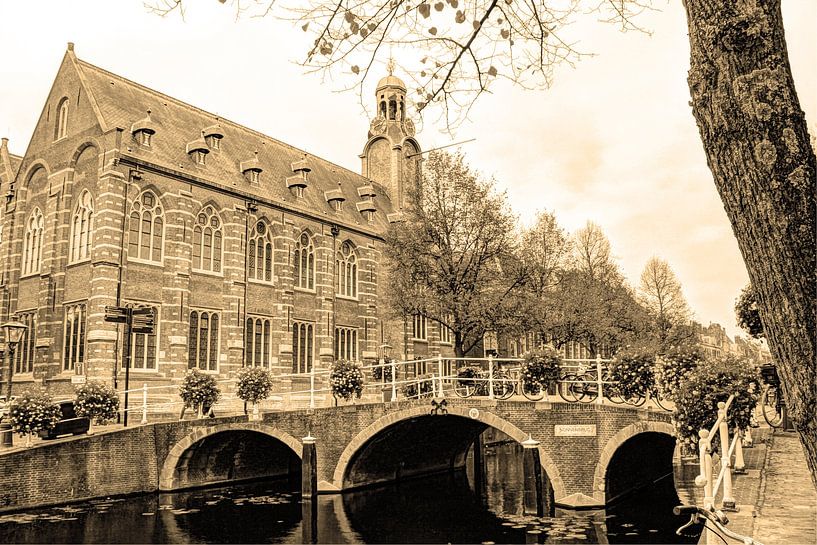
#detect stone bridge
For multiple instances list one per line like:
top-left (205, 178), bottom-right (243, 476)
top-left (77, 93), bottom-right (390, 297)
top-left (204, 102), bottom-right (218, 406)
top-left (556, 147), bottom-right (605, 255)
top-left (0, 398), bottom-right (675, 512)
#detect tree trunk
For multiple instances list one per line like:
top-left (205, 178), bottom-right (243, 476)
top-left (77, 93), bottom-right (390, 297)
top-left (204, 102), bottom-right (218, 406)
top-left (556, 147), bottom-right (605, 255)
top-left (683, 0), bottom-right (817, 487)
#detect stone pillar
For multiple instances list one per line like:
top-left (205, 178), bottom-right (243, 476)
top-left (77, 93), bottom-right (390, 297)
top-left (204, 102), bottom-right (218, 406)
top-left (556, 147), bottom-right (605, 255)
top-left (302, 433), bottom-right (317, 500)
top-left (522, 435), bottom-right (548, 517)
top-left (301, 498), bottom-right (318, 544)
top-left (472, 432), bottom-right (487, 506)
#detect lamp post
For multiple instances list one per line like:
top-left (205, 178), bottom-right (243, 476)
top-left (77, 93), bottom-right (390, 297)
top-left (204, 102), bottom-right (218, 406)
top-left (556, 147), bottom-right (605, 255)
top-left (2, 320), bottom-right (28, 400)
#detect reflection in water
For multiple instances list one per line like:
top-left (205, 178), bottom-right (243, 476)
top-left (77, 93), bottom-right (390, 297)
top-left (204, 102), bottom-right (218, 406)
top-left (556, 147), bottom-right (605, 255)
top-left (0, 433), bottom-right (698, 544)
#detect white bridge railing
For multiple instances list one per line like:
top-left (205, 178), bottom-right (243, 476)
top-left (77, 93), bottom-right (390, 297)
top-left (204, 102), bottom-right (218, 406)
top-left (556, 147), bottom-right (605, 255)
top-left (117, 354), bottom-right (669, 425)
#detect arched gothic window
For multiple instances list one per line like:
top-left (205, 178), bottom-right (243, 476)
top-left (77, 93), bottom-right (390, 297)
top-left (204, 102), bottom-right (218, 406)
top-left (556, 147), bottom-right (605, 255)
top-left (336, 241), bottom-right (357, 298)
top-left (22, 208), bottom-right (44, 276)
top-left (248, 220), bottom-right (273, 282)
top-left (193, 206), bottom-right (223, 273)
top-left (293, 231), bottom-right (314, 290)
top-left (55, 98), bottom-right (69, 140)
top-left (388, 99), bottom-right (397, 120)
top-left (69, 190), bottom-right (94, 263)
top-left (379, 101), bottom-right (387, 118)
top-left (128, 191), bottom-right (164, 262)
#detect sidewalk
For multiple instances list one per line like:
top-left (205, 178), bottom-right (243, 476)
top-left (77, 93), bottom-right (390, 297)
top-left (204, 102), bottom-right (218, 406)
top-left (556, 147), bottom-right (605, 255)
top-left (753, 431), bottom-right (816, 544)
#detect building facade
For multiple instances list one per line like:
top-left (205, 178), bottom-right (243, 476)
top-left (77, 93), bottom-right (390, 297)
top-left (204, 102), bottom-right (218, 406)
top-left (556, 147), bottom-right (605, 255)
top-left (0, 44), bottom-right (453, 398)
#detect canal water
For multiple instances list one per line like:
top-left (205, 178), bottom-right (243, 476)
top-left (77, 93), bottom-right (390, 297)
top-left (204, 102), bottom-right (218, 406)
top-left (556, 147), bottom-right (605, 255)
top-left (0, 438), bottom-right (698, 544)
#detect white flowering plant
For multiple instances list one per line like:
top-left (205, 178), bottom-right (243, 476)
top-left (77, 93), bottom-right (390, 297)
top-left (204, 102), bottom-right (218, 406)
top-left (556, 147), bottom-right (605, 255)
top-left (673, 354), bottom-right (760, 454)
top-left (372, 359), bottom-right (394, 382)
top-left (608, 347), bottom-right (656, 399)
top-left (236, 367), bottom-right (273, 404)
top-left (330, 359), bottom-right (365, 401)
top-left (179, 369), bottom-right (221, 413)
top-left (74, 381), bottom-right (120, 424)
top-left (520, 348), bottom-right (562, 395)
top-left (9, 390), bottom-right (61, 438)
top-left (654, 345), bottom-right (705, 402)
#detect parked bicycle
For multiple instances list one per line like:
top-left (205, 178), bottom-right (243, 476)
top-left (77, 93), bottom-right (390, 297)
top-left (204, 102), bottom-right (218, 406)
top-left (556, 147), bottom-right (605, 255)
top-left (759, 363), bottom-right (784, 427)
top-left (674, 504), bottom-right (765, 545)
top-left (453, 366), bottom-right (515, 400)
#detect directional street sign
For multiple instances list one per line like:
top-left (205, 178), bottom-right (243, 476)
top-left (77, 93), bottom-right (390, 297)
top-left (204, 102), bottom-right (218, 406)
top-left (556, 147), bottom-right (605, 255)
top-left (131, 308), bottom-right (155, 334)
top-left (104, 305), bottom-right (129, 323)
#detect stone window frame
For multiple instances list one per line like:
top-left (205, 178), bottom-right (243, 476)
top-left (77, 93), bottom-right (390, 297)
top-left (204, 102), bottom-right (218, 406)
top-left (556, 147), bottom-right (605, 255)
top-left (125, 301), bottom-right (160, 372)
top-left (21, 207), bottom-right (44, 277)
top-left (192, 205), bottom-right (223, 275)
top-left (188, 309), bottom-right (220, 373)
top-left (292, 321), bottom-right (314, 374)
top-left (334, 326), bottom-right (358, 362)
top-left (438, 314), bottom-right (453, 345)
top-left (247, 220), bottom-right (274, 284)
top-left (411, 313), bottom-right (428, 342)
top-left (293, 231), bottom-right (315, 291)
top-left (13, 310), bottom-right (37, 375)
top-left (127, 190), bottom-right (165, 265)
top-left (69, 190), bottom-right (94, 264)
top-left (55, 97), bottom-right (69, 141)
top-left (336, 241), bottom-right (358, 299)
top-left (245, 315), bottom-right (273, 368)
top-left (62, 301), bottom-right (87, 373)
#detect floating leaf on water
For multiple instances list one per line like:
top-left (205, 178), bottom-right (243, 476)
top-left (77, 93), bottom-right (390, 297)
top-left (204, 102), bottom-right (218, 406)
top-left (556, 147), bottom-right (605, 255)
top-left (141, 512), bottom-right (155, 516)
top-left (625, 532), bottom-right (638, 536)
top-left (648, 529), bottom-right (659, 533)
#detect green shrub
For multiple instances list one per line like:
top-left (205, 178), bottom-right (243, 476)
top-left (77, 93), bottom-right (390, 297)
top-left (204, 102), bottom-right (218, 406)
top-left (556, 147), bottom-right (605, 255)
top-left (9, 390), bottom-right (61, 437)
top-left (654, 345), bottom-right (705, 401)
top-left (521, 347), bottom-right (561, 394)
top-left (673, 354), bottom-right (760, 454)
top-left (330, 359), bottom-right (365, 401)
top-left (179, 369), bottom-right (221, 412)
top-left (608, 347), bottom-right (655, 398)
top-left (236, 367), bottom-right (273, 404)
top-left (372, 360), bottom-right (394, 382)
top-left (74, 380), bottom-right (120, 424)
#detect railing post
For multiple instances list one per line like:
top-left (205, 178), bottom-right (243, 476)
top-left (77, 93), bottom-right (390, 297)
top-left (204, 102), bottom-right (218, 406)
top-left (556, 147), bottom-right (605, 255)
top-left (309, 364), bottom-right (316, 410)
top-left (391, 358), bottom-right (397, 401)
top-left (140, 383), bottom-right (148, 425)
top-left (437, 354), bottom-right (444, 398)
top-left (488, 354), bottom-right (495, 400)
top-left (595, 354), bottom-right (603, 405)
top-left (734, 429), bottom-right (746, 474)
top-left (718, 402), bottom-right (737, 510)
top-left (695, 429), bottom-right (716, 545)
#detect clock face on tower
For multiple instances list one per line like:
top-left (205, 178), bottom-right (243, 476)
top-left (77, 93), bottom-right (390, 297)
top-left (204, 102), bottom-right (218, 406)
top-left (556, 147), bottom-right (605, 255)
top-left (370, 115), bottom-right (387, 135)
top-left (403, 119), bottom-right (415, 137)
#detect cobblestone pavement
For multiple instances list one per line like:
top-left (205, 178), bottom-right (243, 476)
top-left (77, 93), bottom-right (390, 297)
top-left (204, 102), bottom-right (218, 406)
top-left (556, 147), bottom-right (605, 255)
top-left (753, 431), bottom-right (817, 545)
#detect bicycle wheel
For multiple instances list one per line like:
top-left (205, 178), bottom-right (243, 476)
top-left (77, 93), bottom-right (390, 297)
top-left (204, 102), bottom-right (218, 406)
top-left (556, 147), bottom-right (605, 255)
top-left (521, 379), bottom-right (546, 401)
top-left (495, 377), bottom-right (515, 400)
top-left (652, 389), bottom-right (673, 411)
top-left (558, 374), bottom-right (581, 403)
top-left (454, 381), bottom-right (476, 398)
top-left (762, 386), bottom-right (783, 427)
top-left (577, 372), bottom-right (598, 404)
top-left (626, 391), bottom-right (646, 407)
top-left (605, 383), bottom-right (625, 404)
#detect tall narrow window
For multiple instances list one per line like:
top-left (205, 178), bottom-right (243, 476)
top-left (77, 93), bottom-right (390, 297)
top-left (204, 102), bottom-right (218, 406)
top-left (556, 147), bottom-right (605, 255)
top-left (245, 316), bottom-right (272, 367)
top-left (14, 311), bottom-right (37, 374)
top-left (63, 303), bottom-right (86, 372)
top-left (439, 315), bottom-right (453, 344)
top-left (128, 191), bottom-right (164, 262)
top-left (293, 232), bottom-right (314, 290)
top-left (248, 221), bottom-right (273, 282)
top-left (292, 321), bottom-right (313, 373)
top-left (22, 208), bottom-right (44, 276)
top-left (69, 190), bottom-right (94, 263)
top-left (188, 310), bottom-right (219, 371)
top-left (334, 326), bottom-right (358, 361)
top-left (412, 314), bottom-right (428, 341)
top-left (336, 241), bottom-right (357, 298)
top-left (55, 98), bottom-right (69, 140)
top-left (193, 206), bottom-right (222, 273)
top-left (126, 303), bottom-right (158, 371)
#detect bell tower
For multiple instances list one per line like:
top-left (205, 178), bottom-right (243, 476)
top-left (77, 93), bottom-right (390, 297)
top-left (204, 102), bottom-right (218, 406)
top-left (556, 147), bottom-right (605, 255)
top-left (360, 66), bottom-right (421, 211)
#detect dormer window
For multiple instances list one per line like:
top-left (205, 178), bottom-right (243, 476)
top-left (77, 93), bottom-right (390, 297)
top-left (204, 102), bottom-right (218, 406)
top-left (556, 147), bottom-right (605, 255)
top-left (194, 150), bottom-right (207, 165)
top-left (356, 199), bottom-right (376, 222)
top-left (287, 158), bottom-right (310, 197)
top-left (364, 210), bottom-right (375, 222)
top-left (203, 124), bottom-right (224, 150)
top-left (325, 188), bottom-right (345, 212)
top-left (334, 200), bottom-right (343, 212)
top-left (241, 153), bottom-right (263, 184)
top-left (186, 137), bottom-right (210, 166)
top-left (248, 169), bottom-right (259, 183)
top-left (131, 110), bottom-right (157, 148)
top-left (292, 186), bottom-right (305, 198)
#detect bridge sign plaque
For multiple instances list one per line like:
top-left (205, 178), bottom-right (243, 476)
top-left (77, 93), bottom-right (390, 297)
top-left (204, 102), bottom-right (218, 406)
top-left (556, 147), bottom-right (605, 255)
top-left (554, 424), bottom-right (596, 437)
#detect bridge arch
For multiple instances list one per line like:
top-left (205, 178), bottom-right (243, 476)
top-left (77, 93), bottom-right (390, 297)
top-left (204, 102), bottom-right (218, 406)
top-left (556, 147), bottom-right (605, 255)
top-left (331, 405), bottom-right (566, 500)
top-left (159, 422), bottom-right (303, 491)
top-left (592, 421), bottom-right (676, 504)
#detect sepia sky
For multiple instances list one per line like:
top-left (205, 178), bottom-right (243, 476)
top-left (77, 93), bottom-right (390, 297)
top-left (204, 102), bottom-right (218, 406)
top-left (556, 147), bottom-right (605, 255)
top-left (0, 1), bottom-right (814, 339)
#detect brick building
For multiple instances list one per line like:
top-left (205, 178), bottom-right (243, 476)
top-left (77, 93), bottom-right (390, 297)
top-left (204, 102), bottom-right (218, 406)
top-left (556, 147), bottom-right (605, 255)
top-left (0, 44), bottom-right (452, 397)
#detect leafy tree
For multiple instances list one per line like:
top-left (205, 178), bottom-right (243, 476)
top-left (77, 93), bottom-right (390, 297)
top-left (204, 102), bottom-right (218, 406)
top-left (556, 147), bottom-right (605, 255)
top-left (153, 0), bottom-right (817, 486)
top-left (638, 256), bottom-right (695, 351)
top-left (385, 150), bottom-right (524, 357)
top-left (735, 283), bottom-right (764, 339)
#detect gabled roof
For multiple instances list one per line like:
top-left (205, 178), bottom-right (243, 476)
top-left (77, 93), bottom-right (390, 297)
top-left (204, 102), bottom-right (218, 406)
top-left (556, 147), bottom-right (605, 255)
top-left (72, 55), bottom-right (396, 231)
top-left (0, 138), bottom-right (22, 191)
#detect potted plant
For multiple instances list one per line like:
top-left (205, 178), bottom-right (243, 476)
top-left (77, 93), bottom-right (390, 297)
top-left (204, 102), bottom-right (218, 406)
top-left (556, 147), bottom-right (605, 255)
top-left (8, 390), bottom-right (61, 447)
top-left (373, 359), bottom-right (396, 401)
top-left (74, 380), bottom-right (120, 429)
top-left (330, 359), bottom-right (365, 404)
top-left (520, 347), bottom-right (562, 395)
top-left (608, 347), bottom-right (656, 400)
top-left (654, 345), bottom-right (704, 402)
top-left (178, 369), bottom-right (221, 419)
top-left (236, 367), bottom-right (273, 420)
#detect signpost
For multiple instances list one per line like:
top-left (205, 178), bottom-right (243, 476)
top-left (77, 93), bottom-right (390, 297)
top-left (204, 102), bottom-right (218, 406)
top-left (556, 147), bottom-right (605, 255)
top-left (104, 306), bottom-right (155, 427)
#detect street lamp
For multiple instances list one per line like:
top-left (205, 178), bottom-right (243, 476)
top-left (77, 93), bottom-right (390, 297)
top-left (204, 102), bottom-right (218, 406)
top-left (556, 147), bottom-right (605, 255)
top-left (2, 320), bottom-right (28, 400)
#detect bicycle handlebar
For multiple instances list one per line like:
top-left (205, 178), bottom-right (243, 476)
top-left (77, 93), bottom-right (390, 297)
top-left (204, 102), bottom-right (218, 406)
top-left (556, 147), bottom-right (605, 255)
top-left (674, 505), bottom-right (764, 545)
